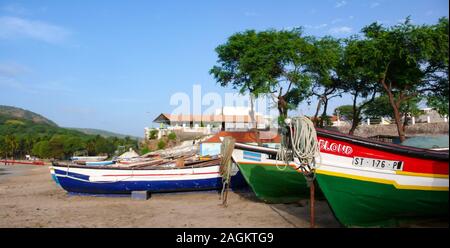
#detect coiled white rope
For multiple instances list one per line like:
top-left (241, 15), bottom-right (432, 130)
top-left (276, 116), bottom-right (321, 175)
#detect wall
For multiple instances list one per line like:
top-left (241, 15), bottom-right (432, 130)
top-left (332, 122), bottom-right (449, 138)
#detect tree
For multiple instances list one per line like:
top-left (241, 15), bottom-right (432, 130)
top-left (337, 37), bottom-right (380, 134)
top-left (363, 95), bottom-right (421, 124)
top-left (32, 140), bottom-right (51, 158)
top-left (0, 137), bottom-right (7, 159)
top-left (424, 18), bottom-right (449, 116)
top-left (4, 135), bottom-right (18, 159)
top-left (157, 140), bottom-right (166, 150)
top-left (86, 139), bottom-right (96, 156)
top-left (307, 36), bottom-right (344, 127)
top-left (334, 105), bottom-right (354, 122)
top-left (210, 28), bottom-right (313, 126)
top-left (358, 17), bottom-right (448, 142)
top-left (48, 135), bottom-right (66, 159)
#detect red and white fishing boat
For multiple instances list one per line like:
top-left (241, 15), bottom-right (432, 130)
top-left (231, 126), bottom-right (448, 227)
top-left (314, 129), bottom-right (448, 227)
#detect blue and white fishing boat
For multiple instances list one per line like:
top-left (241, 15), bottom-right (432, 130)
top-left (85, 160), bottom-right (115, 166)
top-left (50, 158), bottom-right (247, 194)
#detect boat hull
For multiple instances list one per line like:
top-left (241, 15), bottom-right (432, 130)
top-left (316, 172), bottom-right (448, 227)
top-left (232, 129), bottom-right (449, 226)
top-left (314, 130), bottom-right (449, 227)
top-left (51, 164), bottom-right (247, 194)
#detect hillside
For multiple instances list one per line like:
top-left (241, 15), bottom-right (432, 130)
top-left (0, 106), bottom-right (87, 139)
top-left (0, 105), bottom-right (139, 159)
top-left (66, 127), bottom-right (141, 140)
top-left (0, 105), bottom-right (57, 127)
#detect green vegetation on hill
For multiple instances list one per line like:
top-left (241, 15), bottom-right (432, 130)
top-left (0, 106), bottom-right (138, 160)
top-left (0, 105), bottom-right (58, 127)
top-left (66, 127), bottom-right (141, 140)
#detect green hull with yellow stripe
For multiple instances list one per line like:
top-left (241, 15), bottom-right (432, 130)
top-left (231, 137), bottom-right (448, 227)
top-left (316, 172), bottom-right (449, 227)
top-left (235, 161), bottom-right (310, 203)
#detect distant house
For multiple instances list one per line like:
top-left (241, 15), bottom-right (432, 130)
top-left (153, 113), bottom-right (268, 130)
top-left (146, 107), bottom-right (273, 140)
top-left (415, 108), bottom-right (448, 124)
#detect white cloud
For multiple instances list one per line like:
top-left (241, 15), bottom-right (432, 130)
top-left (335, 1), bottom-right (347, 8)
top-left (305, 23), bottom-right (328, 29)
top-left (0, 16), bottom-right (70, 44)
top-left (329, 26), bottom-right (353, 34)
top-left (348, 15), bottom-right (354, 20)
top-left (331, 18), bottom-right (343, 24)
top-left (370, 2), bottom-right (380, 8)
top-left (426, 10), bottom-right (434, 16)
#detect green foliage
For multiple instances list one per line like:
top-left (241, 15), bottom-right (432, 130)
top-left (5, 120), bottom-right (25, 126)
top-left (210, 28), bottom-right (314, 121)
top-left (149, 129), bottom-right (158, 139)
top-left (168, 132), bottom-right (177, 140)
top-left (0, 111), bottom-right (139, 159)
top-left (32, 141), bottom-right (51, 159)
top-left (140, 147), bottom-right (150, 155)
top-left (0, 105), bottom-right (58, 126)
top-left (363, 95), bottom-right (421, 119)
top-left (334, 105), bottom-right (354, 121)
top-left (157, 139), bottom-right (166, 150)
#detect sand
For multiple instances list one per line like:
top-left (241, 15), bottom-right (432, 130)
top-left (0, 164), bottom-right (447, 228)
top-left (0, 164), bottom-right (340, 228)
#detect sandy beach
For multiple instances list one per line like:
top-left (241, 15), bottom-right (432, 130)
top-left (0, 164), bottom-right (341, 228)
top-left (0, 164), bottom-right (447, 228)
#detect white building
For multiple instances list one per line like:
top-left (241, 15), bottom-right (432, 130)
top-left (145, 107), bottom-right (273, 140)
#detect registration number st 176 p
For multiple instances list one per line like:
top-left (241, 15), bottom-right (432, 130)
top-left (352, 157), bottom-right (403, 171)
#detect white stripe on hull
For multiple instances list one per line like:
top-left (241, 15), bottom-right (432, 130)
top-left (232, 147), bottom-right (449, 189)
top-left (52, 164), bottom-right (239, 183)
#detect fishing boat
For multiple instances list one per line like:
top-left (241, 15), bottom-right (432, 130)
top-left (314, 129), bottom-right (448, 227)
top-left (232, 143), bottom-right (309, 203)
top-left (71, 155), bottom-right (108, 162)
top-left (50, 157), bottom-right (247, 194)
top-left (231, 126), bottom-right (449, 227)
top-left (85, 160), bottom-right (115, 166)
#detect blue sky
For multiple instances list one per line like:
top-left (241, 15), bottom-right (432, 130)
top-left (0, 0), bottom-right (448, 137)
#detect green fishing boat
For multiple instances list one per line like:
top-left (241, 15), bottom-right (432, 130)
top-left (231, 126), bottom-right (449, 227)
top-left (231, 143), bottom-right (310, 203)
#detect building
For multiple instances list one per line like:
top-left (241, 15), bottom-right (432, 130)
top-left (415, 108), bottom-right (448, 124)
top-left (154, 107), bottom-right (270, 129)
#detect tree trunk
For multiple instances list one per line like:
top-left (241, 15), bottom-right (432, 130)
top-left (380, 78), bottom-right (406, 143)
top-left (249, 94), bottom-right (261, 145)
top-left (277, 95), bottom-right (288, 125)
top-left (313, 96), bottom-right (323, 127)
top-left (402, 112), bottom-right (408, 133)
top-left (392, 106), bottom-right (406, 142)
top-left (319, 98), bottom-right (329, 128)
top-left (349, 95), bottom-right (359, 135)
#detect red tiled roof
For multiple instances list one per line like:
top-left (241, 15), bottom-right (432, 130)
top-left (154, 113), bottom-right (266, 123)
top-left (309, 115), bottom-right (338, 122)
top-left (203, 131), bottom-right (281, 143)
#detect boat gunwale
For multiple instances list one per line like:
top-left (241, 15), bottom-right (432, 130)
top-left (233, 129), bottom-right (449, 161)
top-left (52, 158), bottom-right (221, 171)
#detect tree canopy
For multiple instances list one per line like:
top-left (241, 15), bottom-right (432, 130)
top-left (210, 17), bottom-right (449, 141)
top-left (210, 28), bottom-right (314, 123)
